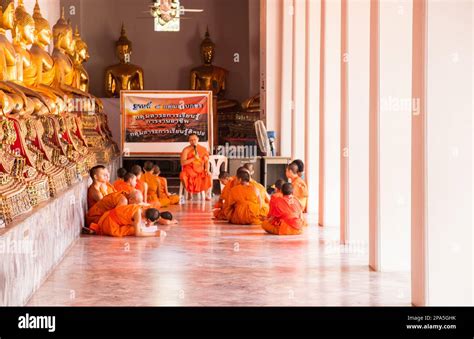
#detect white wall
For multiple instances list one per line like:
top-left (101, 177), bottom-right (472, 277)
top-left (426, 0), bottom-right (473, 306)
top-left (378, 0), bottom-right (412, 271)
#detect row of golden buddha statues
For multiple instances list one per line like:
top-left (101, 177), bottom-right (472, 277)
top-left (0, 0), bottom-right (118, 227)
top-left (103, 25), bottom-right (260, 112)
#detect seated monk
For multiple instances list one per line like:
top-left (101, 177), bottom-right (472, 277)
top-left (113, 168), bottom-right (128, 191)
top-left (286, 163), bottom-right (308, 213)
top-left (130, 164), bottom-right (148, 201)
top-left (224, 169), bottom-right (267, 225)
top-left (262, 183), bottom-right (306, 235)
top-left (269, 179), bottom-right (286, 214)
top-left (86, 190), bottom-right (143, 228)
top-left (101, 168), bottom-right (116, 196)
top-left (87, 165), bottom-right (107, 209)
top-left (213, 171), bottom-right (233, 220)
top-left (155, 166), bottom-right (179, 206)
top-left (179, 134), bottom-right (211, 200)
top-left (114, 172), bottom-right (137, 194)
top-left (141, 161), bottom-right (161, 204)
top-left (243, 163), bottom-right (270, 214)
top-left (90, 205), bottom-right (166, 237)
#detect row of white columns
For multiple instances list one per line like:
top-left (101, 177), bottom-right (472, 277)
top-left (261, 0), bottom-right (472, 306)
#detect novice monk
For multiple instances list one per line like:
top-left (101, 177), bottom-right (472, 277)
top-left (142, 162), bottom-right (160, 204)
top-left (224, 169), bottom-right (267, 225)
top-left (290, 159), bottom-right (305, 178)
top-left (286, 163), bottom-right (308, 212)
top-left (262, 183), bottom-right (306, 235)
top-left (87, 165), bottom-right (107, 209)
top-left (269, 179), bottom-right (286, 214)
top-left (179, 134), bottom-right (212, 200)
top-left (114, 173), bottom-right (137, 194)
top-left (90, 205), bottom-right (165, 237)
top-left (155, 166), bottom-right (179, 206)
top-left (213, 172), bottom-right (233, 220)
top-left (130, 165), bottom-right (148, 201)
top-left (113, 168), bottom-right (128, 191)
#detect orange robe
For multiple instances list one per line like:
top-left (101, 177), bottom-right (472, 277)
top-left (90, 204), bottom-right (141, 237)
top-left (213, 178), bottom-right (235, 220)
top-left (179, 145), bottom-right (212, 194)
top-left (142, 172), bottom-right (159, 203)
top-left (100, 182), bottom-right (116, 196)
top-left (269, 192), bottom-right (283, 215)
top-left (113, 179), bottom-right (125, 191)
top-left (135, 180), bottom-right (145, 196)
top-left (262, 195), bottom-right (306, 235)
top-left (250, 179), bottom-right (270, 215)
top-left (114, 181), bottom-right (134, 194)
top-left (224, 184), bottom-right (266, 225)
top-left (86, 191), bottom-right (127, 227)
top-left (87, 185), bottom-right (102, 210)
top-left (292, 177), bottom-right (308, 212)
top-left (157, 176), bottom-right (179, 206)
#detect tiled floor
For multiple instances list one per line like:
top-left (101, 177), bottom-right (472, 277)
top-left (27, 201), bottom-right (410, 306)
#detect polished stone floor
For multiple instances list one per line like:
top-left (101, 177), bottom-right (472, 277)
top-left (27, 201), bottom-right (410, 306)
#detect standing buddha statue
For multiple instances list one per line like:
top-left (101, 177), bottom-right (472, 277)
top-left (104, 23), bottom-right (144, 98)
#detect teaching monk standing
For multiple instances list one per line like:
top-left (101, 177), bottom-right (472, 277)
top-left (179, 134), bottom-right (212, 200)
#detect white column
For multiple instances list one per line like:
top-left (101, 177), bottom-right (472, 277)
top-left (423, 0), bottom-right (472, 306)
top-left (322, 0), bottom-right (341, 228)
top-left (347, 0), bottom-right (370, 243)
top-left (305, 0), bottom-right (321, 215)
top-left (378, 0), bottom-right (412, 271)
top-left (279, 0), bottom-right (294, 157)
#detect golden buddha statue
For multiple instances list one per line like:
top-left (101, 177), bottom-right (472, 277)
top-left (241, 93), bottom-right (260, 112)
top-left (190, 29), bottom-right (239, 111)
top-left (71, 26), bottom-right (90, 92)
top-left (104, 24), bottom-right (144, 98)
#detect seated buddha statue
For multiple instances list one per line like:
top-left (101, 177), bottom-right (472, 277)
top-left (71, 26), bottom-right (90, 93)
top-left (104, 24), bottom-right (144, 98)
top-left (190, 29), bottom-right (239, 111)
top-left (241, 93), bottom-right (260, 112)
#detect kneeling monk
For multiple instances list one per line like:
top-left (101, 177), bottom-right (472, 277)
top-left (224, 169), bottom-right (267, 225)
top-left (262, 183), bottom-right (306, 235)
top-left (90, 205), bottom-right (165, 237)
top-left (155, 166), bottom-right (179, 206)
top-left (179, 134), bottom-right (211, 200)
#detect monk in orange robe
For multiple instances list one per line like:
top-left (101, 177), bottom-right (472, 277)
top-left (262, 183), bottom-right (306, 235)
top-left (243, 163), bottom-right (270, 214)
top-left (154, 166), bottom-right (179, 206)
top-left (179, 134), bottom-right (211, 200)
top-left (224, 169), bottom-right (267, 225)
top-left (87, 165), bottom-right (108, 210)
top-left (90, 205), bottom-right (165, 237)
top-left (213, 172), bottom-right (234, 220)
top-left (269, 179), bottom-right (285, 215)
top-left (114, 173), bottom-right (137, 194)
top-left (141, 162), bottom-right (161, 204)
top-left (113, 168), bottom-right (127, 191)
top-left (286, 163), bottom-right (308, 212)
top-left (130, 164), bottom-right (148, 201)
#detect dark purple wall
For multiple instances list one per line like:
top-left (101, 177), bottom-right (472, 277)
top-left (61, 0), bottom-right (259, 102)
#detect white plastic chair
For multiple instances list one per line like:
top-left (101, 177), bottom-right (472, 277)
top-left (208, 155), bottom-right (228, 194)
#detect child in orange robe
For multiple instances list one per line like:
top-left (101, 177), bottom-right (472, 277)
top-left (286, 163), bottom-right (308, 213)
top-left (213, 172), bottom-right (233, 220)
top-left (87, 165), bottom-right (107, 210)
top-left (262, 183), bottom-right (306, 235)
top-left (113, 168), bottom-right (128, 191)
top-left (114, 173), bottom-right (137, 194)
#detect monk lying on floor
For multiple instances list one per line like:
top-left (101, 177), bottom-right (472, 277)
top-left (224, 169), bottom-right (267, 225)
top-left (90, 205), bottom-right (165, 237)
top-left (262, 183), bottom-right (306, 235)
top-left (86, 190), bottom-right (143, 228)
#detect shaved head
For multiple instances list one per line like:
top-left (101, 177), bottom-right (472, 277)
top-left (127, 190), bottom-right (143, 204)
